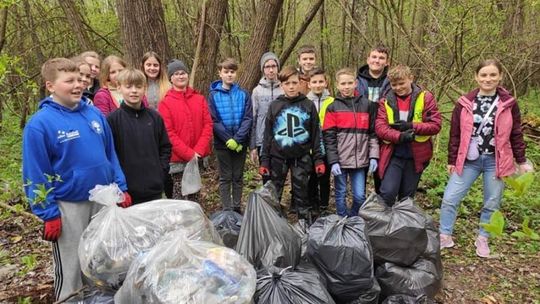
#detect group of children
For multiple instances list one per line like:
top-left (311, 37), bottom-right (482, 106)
top-left (22, 45), bottom-right (533, 301)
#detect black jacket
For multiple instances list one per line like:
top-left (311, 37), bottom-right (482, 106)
top-left (107, 103), bottom-right (172, 203)
top-left (260, 94), bottom-right (324, 168)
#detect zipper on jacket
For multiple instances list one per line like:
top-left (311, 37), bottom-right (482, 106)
top-left (352, 98), bottom-right (359, 168)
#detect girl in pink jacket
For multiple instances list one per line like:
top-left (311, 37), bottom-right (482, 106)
top-left (439, 59), bottom-right (533, 258)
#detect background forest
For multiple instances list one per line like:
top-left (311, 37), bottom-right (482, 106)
top-left (0, 0), bottom-right (539, 303)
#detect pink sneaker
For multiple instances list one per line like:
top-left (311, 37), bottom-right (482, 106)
top-left (475, 236), bottom-right (490, 258)
top-left (440, 234), bottom-right (455, 249)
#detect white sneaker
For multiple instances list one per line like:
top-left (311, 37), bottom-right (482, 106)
top-left (440, 234), bottom-right (455, 249)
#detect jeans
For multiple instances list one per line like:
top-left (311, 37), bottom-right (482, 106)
top-left (439, 154), bottom-right (504, 238)
top-left (334, 168), bottom-right (366, 217)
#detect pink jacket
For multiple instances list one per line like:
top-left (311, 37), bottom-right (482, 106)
top-left (448, 87), bottom-right (526, 178)
top-left (94, 87), bottom-right (149, 116)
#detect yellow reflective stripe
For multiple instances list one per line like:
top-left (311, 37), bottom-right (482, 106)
top-left (384, 101), bottom-right (395, 124)
top-left (319, 96), bottom-right (335, 127)
top-left (383, 91), bottom-right (431, 143)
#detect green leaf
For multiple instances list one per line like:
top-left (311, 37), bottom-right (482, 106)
top-left (503, 172), bottom-right (535, 197)
top-left (511, 231), bottom-right (526, 239)
top-left (480, 210), bottom-right (505, 237)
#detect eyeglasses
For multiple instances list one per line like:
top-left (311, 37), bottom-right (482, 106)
top-left (264, 65), bottom-right (278, 70)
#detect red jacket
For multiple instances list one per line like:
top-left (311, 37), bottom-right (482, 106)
top-left (158, 87), bottom-right (213, 163)
top-left (448, 87), bottom-right (526, 178)
top-left (375, 85), bottom-right (442, 178)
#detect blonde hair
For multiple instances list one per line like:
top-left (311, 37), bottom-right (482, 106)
top-left (387, 64), bottom-right (414, 82)
top-left (117, 68), bottom-right (147, 87)
top-left (99, 55), bottom-right (127, 88)
top-left (80, 51), bottom-right (100, 61)
top-left (41, 58), bottom-right (77, 82)
top-left (335, 68), bottom-right (356, 81)
top-left (141, 51), bottom-right (170, 102)
top-left (70, 56), bottom-right (91, 71)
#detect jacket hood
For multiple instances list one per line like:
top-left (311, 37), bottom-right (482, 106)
top-left (39, 96), bottom-right (90, 112)
top-left (306, 89), bottom-right (331, 102)
top-left (258, 77), bottom-right (281, 89)
top-left (210, 80), bottom-right (240, 93)
top-left (164, 86), bottom-right (198, 100)
top-left (276, 93), bottom-right (306, 104)
top-left (357, 64), bottom-right (388, 81)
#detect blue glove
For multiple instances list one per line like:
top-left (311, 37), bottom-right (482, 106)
top-left (368, 159), bottom-right (378, 174)
top-left (331, 163), bottom-right (342, 176)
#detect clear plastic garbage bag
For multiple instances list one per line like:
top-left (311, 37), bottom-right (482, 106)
top-left (80, 184), bottom-right (222, 289)
top-left (115, 231), bottom-right (256, 304)
top-left (182, 157), bottom-right (202, 196)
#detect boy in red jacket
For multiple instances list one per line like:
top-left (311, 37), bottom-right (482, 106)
top-left (158, 59), bottom-right (213, 200)
top-left (375, 65), bottom-right (441, 206)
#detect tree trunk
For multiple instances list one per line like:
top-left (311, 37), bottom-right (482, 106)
top-left (237, 0), bottom-right (284, 91)
top-left (279, 0), bottom-right (324, 66)
top-left (58, 1), bottom-right (94, 51)
top-left (190, 0), bottom-right (228, 95)
top-left (116, 0), bottom-right (171, 67)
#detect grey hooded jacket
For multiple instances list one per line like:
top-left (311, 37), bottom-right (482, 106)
top-left (250, 77), bottom-right (283, 149)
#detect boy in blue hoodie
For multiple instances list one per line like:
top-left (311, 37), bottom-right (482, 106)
top-left (208, 58), bottom-right (253, 213)
top-left (22, 58), bottom-right (131, 301)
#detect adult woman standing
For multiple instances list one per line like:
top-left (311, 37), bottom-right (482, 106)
top-left (439, 59), bottom-right (533, 258)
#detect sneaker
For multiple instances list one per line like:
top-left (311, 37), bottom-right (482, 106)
top-left (475, 235), bottom-right (490, 258)
top-left (440, 234), bottom-right (455, 249)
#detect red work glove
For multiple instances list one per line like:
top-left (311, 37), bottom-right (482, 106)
top-left (315, 163), bottom-right (326, 176)
top-left (259, 166), bottom-right (270, 176)
top-left (117, 192), bottom-right (133, 208)
top-left (43, 217), bottom-right (62, 242)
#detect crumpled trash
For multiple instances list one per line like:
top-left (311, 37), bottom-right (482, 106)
top-left (235, 182), bottom-right (301, 270)
top-left (115, 231), bottom-right (256, 304)
top-left (359, 194), bottom-right (428, 266)
top-left (306, 215), bottom-right (377, 303)
top-left (255, 262), bottom-right (335, 304)
top-left (381, 294), bottom-right (429, 304)
top-left (210, 210), bottom-right (243, 248)
top-left (80, 184), bottom-right (222, 289)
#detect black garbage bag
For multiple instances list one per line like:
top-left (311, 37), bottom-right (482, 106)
top-left (342, 279), bottom-right (380, 304)
top-left (66, 287), bottom-right (115, 304)
top-left (255, 262), bottom-right (335, 304)
top-left (236, 182), bottom-right (302, 270)
top-left (358, 194), bottom-right (428, 266)
top-left (382, 294), bottom-right (428, 304)
top-left (290, 219), bottom-right (309, 258)
top-left (210, 210), bottom-right (243, 248)
top-left (306, 215), bottom-right (375, 303)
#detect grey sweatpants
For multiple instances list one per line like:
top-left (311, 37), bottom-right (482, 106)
top-left (53, 200), bottom-right (102, 302)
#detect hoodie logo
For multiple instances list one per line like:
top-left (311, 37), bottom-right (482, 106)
top-left (57, 130), bottom-right (80, 143)
top-left (273, 106), bottom-right (309, 147)
top-left (90, 120), bottom-right (103, 134)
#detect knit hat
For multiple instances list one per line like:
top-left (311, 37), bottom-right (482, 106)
top-left (167, 59), bottom-right (189, 79)
top-left (259, 52), bottom-right (280, 72)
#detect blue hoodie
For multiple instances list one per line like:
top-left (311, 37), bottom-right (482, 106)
top-left (208, 80), bottom-right (253, 149)
top-left (22, 97), bottom-right (127, 221)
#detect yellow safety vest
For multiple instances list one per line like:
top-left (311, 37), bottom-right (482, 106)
top-left (384, 91), bottom-right (430, 142)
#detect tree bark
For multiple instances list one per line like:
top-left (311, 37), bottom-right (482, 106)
top-left (279, 0), bottom-right (324, 66)
top-left (116, 0), bottom-right (171, 67)
top-left (58, 1), bottom-right (93, 51)
top-left (237, 0), bottom-right (284, 92)
top-left (190, 0), bottom-right (228, 95)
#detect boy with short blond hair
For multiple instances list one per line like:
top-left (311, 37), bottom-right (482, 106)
top-left (323, 68), bottom-right (379, 217)
top-left (306, 68), bottom-right (334, 214)
top-left (208, 58), bottom-right (253, 213)
top-left (260, 66), bottom-right (325, 222)
top-left (107, 68), bottom-right (172, 204)
top-left (297, 44), bottom-right (317, 95)
top-left (375, 64), bottom-right (442, 206)
top-left (23, 58), bottom-right (130, 301)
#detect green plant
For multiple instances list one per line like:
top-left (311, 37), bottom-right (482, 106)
top-left (511, 217), bottom-right (540, 240)
top-left (17, 297), bottom-right (32, 304)
top-left (18, 254), bottom-right (37, 276)
top-left (480, 210), bottom-right (506, 238)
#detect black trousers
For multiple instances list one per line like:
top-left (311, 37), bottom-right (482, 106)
top-left (308, 158), bottom-right (330, 210)
top-left (270, 154), bottom-right (312, 216)
top-left (379, 156), bottom-right (422, 206)
top-left (364, 167), bottom-right (382, 194)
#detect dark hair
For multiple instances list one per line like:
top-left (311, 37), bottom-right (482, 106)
top-left (278, 66), bottom-right (300, 82)
top-left (218, 58), bottom-right (238, 71)
top-left (297, 44), bottom-right (316, 58)
top-left (309, 67), bottom-right (326, 80)
top-left (368, 44), bottom-right (390, 57)
top-left (475, 59), bottom-right (503, 74)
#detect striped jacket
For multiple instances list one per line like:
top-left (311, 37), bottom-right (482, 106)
top-left (322, 94), bottom-right (379, 169)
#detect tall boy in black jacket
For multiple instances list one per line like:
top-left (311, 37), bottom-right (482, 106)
top-left (259, 66), bottom-right (326, 221)
top-left (107, 68), bottom-right (172, 203)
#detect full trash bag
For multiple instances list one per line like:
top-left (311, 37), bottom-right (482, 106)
top-left (254, 262), bottom-right (335, 304)
top-left (381, 294), bottom-right (428, 304)
top-left (343, 279), bottom-right (380, 304)
top-left (235, 182), bottom-right (301, 270)
top-left (115, 231), bottom-right (256, 304)
top-left (306, 215), bottom-right (376, 303)
top-left (358, 194), bottom-right (428, 266)
top-left (182, 157), bottom-right (202, 196)
top-left (80, 184), bottom-right (222, 289)
top-left (211, 210), bottom-right (243, 248)
top-left (66, 287), bottom-right (115, 304)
